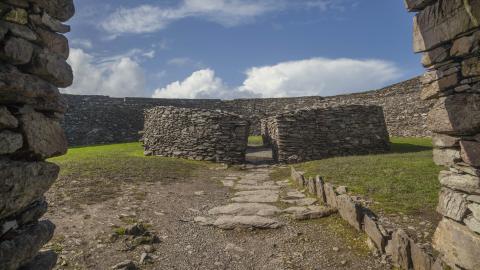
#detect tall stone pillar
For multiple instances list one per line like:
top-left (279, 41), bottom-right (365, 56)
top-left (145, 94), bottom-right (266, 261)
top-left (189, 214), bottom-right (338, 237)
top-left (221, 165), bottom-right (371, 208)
top-left (406, 0), bottom-right (480, 269)
top-left (0, 0), bottom-right (74, 269)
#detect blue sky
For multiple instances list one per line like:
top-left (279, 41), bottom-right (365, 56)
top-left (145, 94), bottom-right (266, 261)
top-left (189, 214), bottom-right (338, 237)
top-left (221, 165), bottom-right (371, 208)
top-left (63, 0), bottom-right (423, 99)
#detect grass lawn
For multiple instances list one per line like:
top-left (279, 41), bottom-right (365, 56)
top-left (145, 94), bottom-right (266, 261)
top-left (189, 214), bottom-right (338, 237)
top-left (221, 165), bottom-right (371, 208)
top-left (248, 136), bottom-right (264, 146)
top-left (273, 137), bottom-right (443, 216)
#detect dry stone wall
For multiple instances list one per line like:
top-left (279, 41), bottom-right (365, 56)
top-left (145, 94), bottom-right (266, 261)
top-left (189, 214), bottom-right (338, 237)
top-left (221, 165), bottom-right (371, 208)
top-left (142, 106), bottom-right (249, 164)
top-left (62, 77), bottom-right (433, 146)
top-left (262, 105), bottom-right (390, 163)
top-left (0, 0), bottom-right (74, 269)
top-left (406, 0), bottom-right (480, 269)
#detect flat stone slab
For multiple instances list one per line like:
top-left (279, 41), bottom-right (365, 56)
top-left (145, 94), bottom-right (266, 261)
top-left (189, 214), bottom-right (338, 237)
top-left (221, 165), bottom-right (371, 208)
top-left (231, 194), bottom-right (279, 203)
top-left (194, 216), bottom-right (215, 226)
top-left (235, 190), bottom-right (279, 197)
top-left (237, 179), bottom-right (258, 185)
top-left (291, 206), bottom-right (337, 220)
top-left (283, 191), bottom-right (306, 200)
top-left (221, 180), bottom-right (235, 187)
top-left (276, 180), bottom-right (291, 187)
top-left (233, 184), bottom-right (280, 191)
top-left (208, 203), bottom-right (281, 216)
top-left (281, 198), bottom-right (317, 206)
top-left (213, 215), bottom-right (283, 230)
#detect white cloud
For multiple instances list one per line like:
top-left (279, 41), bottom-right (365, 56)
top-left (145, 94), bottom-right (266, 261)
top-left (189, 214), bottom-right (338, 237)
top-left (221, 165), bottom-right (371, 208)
top-left (62, 48), bottom-right (147, 97)
top-left (152, 69), bottom-right (258, 99)
top-left (101, 0), bottom-right (337, 35)
top-left (71, 39), bottom-right (93, 49)
top-left (240, 58), bottom-right (402, 97)
top-left (153, 57), bottom-right (401, 99)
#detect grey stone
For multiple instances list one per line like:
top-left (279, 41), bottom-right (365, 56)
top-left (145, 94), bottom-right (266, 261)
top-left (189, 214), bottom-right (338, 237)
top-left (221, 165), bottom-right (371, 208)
top-left (467, 194), bottom-right (480, 203)
top-left (213, 215), bottom-right (282, 230)
top-left (404, 0), bottom-right (436, 11)
top-left (433, 218), bottom-right (480, 270)
top-left (0, 106), bottom-right (18, 129)
top-left (231, 193), bottom-right (279, 203)
top-left (26, 48), bottom-right (73, 88)
top-left (324, 183), bottom-right (338, 208)
top-left (1, 21), bottom-right (37, 41)
top-left (363, 215), bottom-right (386, 252)
top-left (0, 221), bottom-right (56, 270)
top-left (421, 72), bottom-right (458, 100)
top-left (306, 177), bottom-right (316, 195)
top-left (18, 250), bottom-right (58, 270)
top-left (439, 170), bottom-right (480, 194)
top-left (233, 184), bottom-right (280, 191)
top-left (388, 229), bottom-right (412, 270)
top-left (436, 188), bottom-right (468, 221)
top-left (291, 206), bottom-right (337, 220)
top-left (20, 109), bottom-right (67, 159)
top-left (125, 223), bottom-right (146, 236)
top-left (0, 130), bottom-right (23, 154)
top-left (468, 203), bottom-right (480, 220)
top-left (433, 148), bottom-right (461, 167)
top-left (1, 37), bottom-right (33, 65)
top-left (208, 203), bottom-right (281, 217)
top-left (432, 134), bottom-right (460, 148)
top-left (283, 191), bottom-right (306, 200)
top-left (462, 56), bottom-right (480, 77)
top-left (336, 186), bottom-right (348, 195)
top-left (315, 176), bottom-right (326, 204)
top-left (281, 198), bottom-right (317, 206)
top-left (40, 12), bottom-right (71, 33)
top-left (410, 240), bottom-right (433, 270)
top-left (36, 28), bottom-right (69, 59)
top-left (464, 215), bottom-right (480, 234)
top-left (453, 163), bottom-right (480, 177)
top-left (193, 216), bottom-right (214, 226)
top-left (336, 195), bottom-right (363, 231)
top-left (460, 140), bottom-right (480, 167)
top-left (234, 190), bottom-right (279, 197)
top-left (421, 45), bottom-right (450, 67)
top-left (451, 32), bottom-right (480, 57)
top-left (291, 168), bottom-right (305, 187)
top-left (30, 0), bottom-right (75, 22)
top-left (0, 159), bottom-right (58, 220)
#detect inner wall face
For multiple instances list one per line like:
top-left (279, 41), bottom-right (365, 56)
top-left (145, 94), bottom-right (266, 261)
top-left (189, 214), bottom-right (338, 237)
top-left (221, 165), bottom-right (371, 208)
top-left (0, 0), bottom-right (75, 269)
top-left (143, 106), bottom-right (249, 164)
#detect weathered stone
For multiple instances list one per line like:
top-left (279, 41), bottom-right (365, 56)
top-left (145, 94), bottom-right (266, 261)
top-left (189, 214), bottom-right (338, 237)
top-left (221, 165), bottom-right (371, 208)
top-left (40, 13), bottom-right (71, 33)
top-left (464, 215), bottom-right (480, 234)
top-left (431, 257), bottom-right (449, 270)
top-left (404, 0), bottom-right (436, 11)
top-left (208, 203), bottom-right (281, 217)
top-left (336, 195), bottom-right (363, 231)
top-left (281, 197), bottom-right (317, 206)
top-left (231, 193), bottom-right (279, 203)
top-left (213, 215), bottom-right (282, 230)
top-left (0, 106), bottom-right (17, 129)
top-left (413, 0), bottom-right (480, 52)
top-left (453, 163), bottom-right (480, 177)
top-left (291, 167), bottom-right (305, 187)
top-left (233, 184), bottom-right (280, 191)
top-left (460, 140), bottom-right (480, 167)
top-left (307, 177), bottom-right (316, 195)
top-left (363, 215), bottom-right (387, 252)
top-left (468, 202), bottom-right (480, 220)
top-left (0, 65), bottom-right (65, 112)
top-left (433, 148), bottom-right (461, 167)
top-left (388, 229), bottom-right (412, 270)
top-left (451, 32), bottom-right (480, 57)
top-left (428, 94), bottom-right (480, 136)
top-left (0, 130), bottom-right (22, 154)
top-left (433, 218), bottom-right (480, 270)
top-left (410, 240), bottom-right (433, 270)
top-left (315, 175), bottom-right (326, 204)
top-left (3, 8), bottom-right (28, 24)
top-left (432, 134), bottom-right (460, 148)
top-left (36, 28), bottom-right (69, 59)
top-left (18, 250), bottom-right (58, 270)
top-left (30, 0), bottom-right (75, 22)
top-left (26, 48), bottom-right (73, 88)
top-left (0, 221), bottom-right (56, 270)
top-left (467, 194), bottom-right (480, 203)
top-left (1, 37), bottom-right (33, 65)
top-left (1, 21), bottom-right (37, 41)
top-left (436, 188), bottom-right (468, 221)
top-left (324, 183), bottom-right (337, 208)
top-left (439, 170), bottom-right (480, 194)
top-left (336, 186), bottom-right (348, 195)
top-left (421, 72), bottom-right (458, 100)
top-left (283, 191), bottom-right (306, 200)
top-left (421, 45), bottom-right (449, 67)
top-left (20, 109), bottom-right (67, 159)
top-left (292, 206), bottom-right (337, 220)
top-left (234, 190), bottom-right (279, 197)
top-left (0, 159), bottom-right (58, 220)
top-left (13, 199), bottom-right (48, 227)
top-left (462, 56), bottom-right (480, 77)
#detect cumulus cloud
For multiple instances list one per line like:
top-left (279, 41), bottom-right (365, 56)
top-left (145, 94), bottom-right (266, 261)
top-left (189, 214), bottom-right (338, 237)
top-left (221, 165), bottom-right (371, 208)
top-left (101, 0), bottom-right (338, 35)
top-left (62, 48), bottom-right (147, 97)
top-left (152, 69), bottom-right (258, 99)
top-left (153, 57), bottom-right (402, 99)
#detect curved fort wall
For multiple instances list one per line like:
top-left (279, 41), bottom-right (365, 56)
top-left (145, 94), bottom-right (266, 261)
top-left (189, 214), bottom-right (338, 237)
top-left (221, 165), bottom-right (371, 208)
top-left (262, 105), bottom-right (390, 163)
top-left (0, 0), bottom-right (74, 269)
top-left (62, 77), bottom-right (434, 146)
top-left (142, 106), bottom-right (249, 164)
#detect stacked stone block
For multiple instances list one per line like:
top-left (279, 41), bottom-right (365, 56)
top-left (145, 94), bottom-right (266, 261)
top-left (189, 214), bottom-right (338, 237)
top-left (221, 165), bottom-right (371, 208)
top-left (261, 105), bottom-right (390, 163)
top-left (0, 0), bottom-right (73, 269)
top-left (406, 0), bottom-right (480, 269)
top-left (143, 106), bottom-right (250, 164)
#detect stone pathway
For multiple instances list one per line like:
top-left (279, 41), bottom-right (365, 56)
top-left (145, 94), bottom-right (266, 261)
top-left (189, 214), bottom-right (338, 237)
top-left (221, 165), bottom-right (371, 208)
top-left (195, 166), bottom-right (337, 229)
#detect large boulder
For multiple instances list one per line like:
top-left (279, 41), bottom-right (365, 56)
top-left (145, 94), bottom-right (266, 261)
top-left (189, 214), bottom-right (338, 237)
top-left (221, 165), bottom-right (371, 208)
top-left (25, 48), bottom-right (73, 88)
top-left (0, 159), bottom-right (58, 220)
top-left (29, 0), bottom-right (75, 22)
top-left (433, 218), bottom-right (480, 270)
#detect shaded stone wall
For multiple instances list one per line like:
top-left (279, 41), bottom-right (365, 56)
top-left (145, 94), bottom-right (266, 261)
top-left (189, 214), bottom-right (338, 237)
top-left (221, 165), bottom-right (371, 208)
top-left (261, 105), bottom-right (390, 163)
top-left (406, 0), bottom-right (480, 269)
top-left (143, 106), bottom-right (249, 164)
top-left (0, 0), bottom-right (74, 269)
top-left (62, 77), bottom-right (433, 146)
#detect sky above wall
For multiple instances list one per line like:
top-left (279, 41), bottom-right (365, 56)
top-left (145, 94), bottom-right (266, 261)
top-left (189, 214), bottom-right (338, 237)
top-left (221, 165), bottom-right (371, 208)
top-left (63, 0), bottom-right (423, 99)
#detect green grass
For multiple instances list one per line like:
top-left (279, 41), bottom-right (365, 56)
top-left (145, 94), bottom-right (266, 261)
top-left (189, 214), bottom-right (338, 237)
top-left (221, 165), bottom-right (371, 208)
top-left (248, 136), bottom-right (264, 146)
top-left (274, 137), bottom-right (442, 216)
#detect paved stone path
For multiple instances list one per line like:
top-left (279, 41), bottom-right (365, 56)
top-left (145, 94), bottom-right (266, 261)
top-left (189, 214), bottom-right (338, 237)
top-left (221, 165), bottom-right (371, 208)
top-left (195, 166), bottom-right (337, 229)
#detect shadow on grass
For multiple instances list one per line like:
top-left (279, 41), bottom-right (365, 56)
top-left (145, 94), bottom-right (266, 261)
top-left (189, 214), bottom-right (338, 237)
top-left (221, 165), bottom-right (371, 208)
top-left (389, 142), bottom-right (432, 154)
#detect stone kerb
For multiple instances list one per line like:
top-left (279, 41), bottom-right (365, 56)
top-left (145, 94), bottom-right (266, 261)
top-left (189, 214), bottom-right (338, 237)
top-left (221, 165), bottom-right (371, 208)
top-left (406, 0), bottom-right (480, 269)
top-left (261, 105), bottom-right (390, 163)
top-left (0, 0), bottom-right (75, 269)
top-left (290, 167), bottom-right (443, 270)
top-left (142, 106), bottom-right (250, 164)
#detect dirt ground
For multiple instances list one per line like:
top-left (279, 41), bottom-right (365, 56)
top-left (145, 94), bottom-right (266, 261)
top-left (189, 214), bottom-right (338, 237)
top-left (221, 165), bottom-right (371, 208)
top-left (43, 149), bottom-right (390, 270)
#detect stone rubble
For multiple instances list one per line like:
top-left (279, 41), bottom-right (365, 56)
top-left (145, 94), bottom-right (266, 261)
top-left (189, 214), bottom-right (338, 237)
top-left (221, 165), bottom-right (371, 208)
top-left (0, 0), bottom-right (74, 269)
